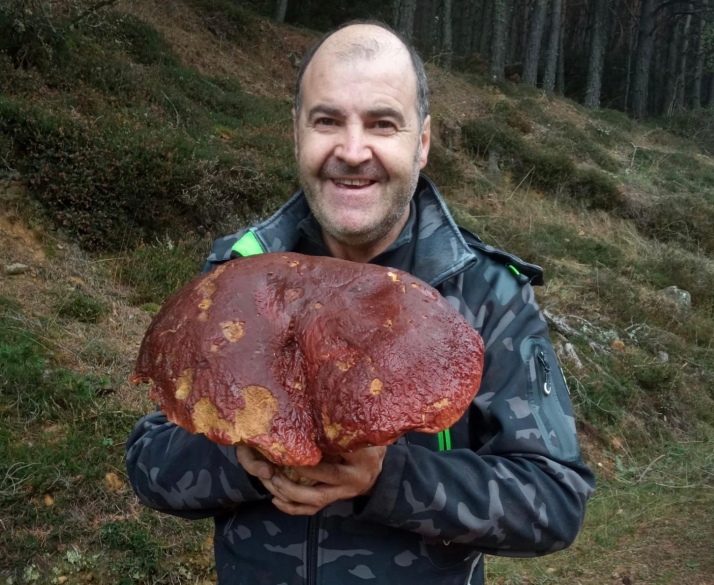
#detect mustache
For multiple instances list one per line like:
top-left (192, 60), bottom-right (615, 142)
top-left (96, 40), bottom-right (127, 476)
top-left (319, 158), bottom-right (388, 181)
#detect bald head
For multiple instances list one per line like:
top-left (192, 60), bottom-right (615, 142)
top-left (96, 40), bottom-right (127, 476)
top-left (294, 21), bottom-right (429, 129)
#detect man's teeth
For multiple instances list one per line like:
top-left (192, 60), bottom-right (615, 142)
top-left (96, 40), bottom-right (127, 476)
top-left (335, 179), bottom-right (372, 187)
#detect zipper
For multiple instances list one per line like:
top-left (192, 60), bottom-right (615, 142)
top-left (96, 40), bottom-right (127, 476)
top-left (536, 349), bottom-right (553, 396)
top-left (306, 511), bottom-right (320, 585)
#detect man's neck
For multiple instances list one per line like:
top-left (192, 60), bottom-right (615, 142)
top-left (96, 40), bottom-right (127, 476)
top-left (322, 209), bottom-right (411, 264)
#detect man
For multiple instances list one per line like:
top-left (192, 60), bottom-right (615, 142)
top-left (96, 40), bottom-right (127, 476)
top-left (126, 21), bottom-right (595, 585)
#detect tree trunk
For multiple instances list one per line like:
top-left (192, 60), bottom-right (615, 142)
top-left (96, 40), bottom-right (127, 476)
top-left (490, 0), bottom-right (508, 78)
top-left (394, 0), bottom-right (418, 39)
top-left (442, 0), bottom-right (454, 68)
top-left (456, 0), bottom-right (476, 54)
top-left (652, 27), bottom-right (667, 113)
top-left (664, 13), bottom-right (682, 115)
top-left (706, 73), bottom-right (714, 107)
top-left (556, 13), bottom-right (565, 94)
top-left (479, 0), bottom-right (494, 58)
top-left (507, 0), bottom-right (519, 63)
top-left (543, 0), bottom-right (563, 90)
top-left (584, 0), bottom-right (610, 107)
top-left (674, 7), bottom-right (693, 111)
top-left (690, 1), bottom-right (707, 108)
top-left (631, 0), bottom-right (657, 118)
top-left (274, 0), bottom-right (288, 23)
top-left (523, 0), bottom-right (550, 85)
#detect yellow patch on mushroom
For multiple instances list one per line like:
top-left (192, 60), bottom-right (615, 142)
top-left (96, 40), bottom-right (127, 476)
top-left (429, 398), bottom-right (451, 410)
top-left (160, 326), bottom-right (181, 336)
top-left (293, 381), bottom-right (303, 390)
top-left (383, 318), bottom-right (393, 328)
top-left (198, 298), bottom-right (212, 310)
top-left (155, 353), bottom-right (163, 364)
top-left (387, 271), bottom-right (400, 282)
top-left (288, 260), bottom-right (300, 268)
top-left (322, 414), bottom-right (343, 441)
top-left (221, 320), bottom-right (245, 342)
top-left (192, 398), bottom-right (233, 436)
top-left (233, 386), bottom-right (279, 441)
top-left (338, 433), bottom-right (356, 448)
top-left (370, 378), bottom-right (383, 395)
top-left (269, 442), bottom-right (287, 453)
top-left (314, 302), bottom-right (323, 310)
top-left (175, 369), bottom-right (193, 400)
top-left (285, 288), bottom-right (304, 302)
top-left (337, 361), bottom-right (352, 372)
top-left (411, 283), bottom-right (420, 289)
top-left (197, 280), bottom-right (217, 298)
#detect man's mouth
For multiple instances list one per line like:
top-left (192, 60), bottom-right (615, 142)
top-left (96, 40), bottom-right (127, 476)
top-left (331, 178), bottom-right (377, 188)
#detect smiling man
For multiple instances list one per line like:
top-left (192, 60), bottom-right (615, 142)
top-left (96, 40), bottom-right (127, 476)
top-left (126, 21), bottom-right (594, 585)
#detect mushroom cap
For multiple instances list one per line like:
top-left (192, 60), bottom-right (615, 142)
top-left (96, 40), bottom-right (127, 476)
top-left (133, 253), bottom-right (484, 466)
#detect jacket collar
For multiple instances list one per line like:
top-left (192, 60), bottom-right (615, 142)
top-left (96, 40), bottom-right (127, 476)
top-left (250, 175), bottom-right (477, 287)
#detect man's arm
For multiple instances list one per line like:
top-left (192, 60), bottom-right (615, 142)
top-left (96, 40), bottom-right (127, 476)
top-left (125, 411), bottom-right (269, 519)
top-left (351, 276), bottom-right (595, 556)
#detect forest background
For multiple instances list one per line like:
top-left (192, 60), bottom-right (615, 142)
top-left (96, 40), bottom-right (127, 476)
top-left (0, 0), bottom-right (713, 583)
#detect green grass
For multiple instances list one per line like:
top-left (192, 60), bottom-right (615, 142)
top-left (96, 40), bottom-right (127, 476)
top-left (55, 290), bottom-right (110, 323)
top-left (113, 238), bottom-right (209, 305)
top-left (0, 298), bottom-right (213, 581)
top-left (461, 119), bottom-right (622, 211)
top-left (0, 10), bottom-right (294, 252)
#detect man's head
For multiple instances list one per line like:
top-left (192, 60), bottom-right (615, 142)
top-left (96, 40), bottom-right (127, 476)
top-left (293, 22), bottom-right (431, 255)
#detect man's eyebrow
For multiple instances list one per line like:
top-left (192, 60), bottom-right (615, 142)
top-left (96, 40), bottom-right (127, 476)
top-left (307, 105), bottom-right (346, 120)
top-left (366, 107), bottom-right (406, 126)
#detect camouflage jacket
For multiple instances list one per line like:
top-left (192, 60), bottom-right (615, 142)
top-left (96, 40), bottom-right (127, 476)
top-left (126, 175), bottom-right (595, 585)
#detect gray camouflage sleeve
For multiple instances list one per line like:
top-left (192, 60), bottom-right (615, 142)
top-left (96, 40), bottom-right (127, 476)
top-left (126, 411), bottom-right (269, 519)
top-left (355, 267), bottom-right (595, 556)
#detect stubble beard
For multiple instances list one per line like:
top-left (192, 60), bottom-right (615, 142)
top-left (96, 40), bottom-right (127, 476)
top-left (297, 146), bottom-right (422, 247)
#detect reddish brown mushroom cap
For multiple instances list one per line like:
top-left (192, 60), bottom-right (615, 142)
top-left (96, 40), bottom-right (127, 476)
top-left (133, 253), bottom-right (484, 466)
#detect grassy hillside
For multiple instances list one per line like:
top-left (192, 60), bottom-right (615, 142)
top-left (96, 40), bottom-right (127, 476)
top-left (1, 1), bottom-right (713, 583)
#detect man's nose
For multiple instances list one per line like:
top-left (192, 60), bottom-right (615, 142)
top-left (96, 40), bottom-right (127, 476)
top-left (335, 124), bottom-right (372, 166)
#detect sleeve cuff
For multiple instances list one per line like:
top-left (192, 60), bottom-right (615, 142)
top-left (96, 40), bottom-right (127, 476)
top-left (354, 444), bottom-right (407, 523)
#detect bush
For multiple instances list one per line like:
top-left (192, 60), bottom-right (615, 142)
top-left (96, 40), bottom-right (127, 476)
top-left (1, 10), bottom-right (293, 252)
top-left (627, 193), bottom-right (714, 255)
top-left (663, 108), bottom-right (714, 155)
top-left (56, 290), bottom-right (109, 323)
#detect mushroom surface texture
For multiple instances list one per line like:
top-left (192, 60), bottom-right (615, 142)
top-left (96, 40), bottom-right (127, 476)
top-left (132, 252), bottom-right (485, 467)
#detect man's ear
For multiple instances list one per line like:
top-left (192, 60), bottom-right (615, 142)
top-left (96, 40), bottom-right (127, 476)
top-left (419, 115), bottom-right (431, 170)
top-left (292, 108), bottom-right (299, 160)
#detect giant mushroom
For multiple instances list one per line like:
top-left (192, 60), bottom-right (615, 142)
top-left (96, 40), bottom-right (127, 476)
top-left (132, 253), bottom-right (485, 468)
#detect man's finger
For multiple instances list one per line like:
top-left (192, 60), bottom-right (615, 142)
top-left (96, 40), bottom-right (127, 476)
top-left (259, 477), bottom-right (292, 503)
top-left (271, 473), bottom-right (341, 508)
top-left (235, 446), bottom-right (274, 480)
top-left (293, 461), bottom-right (352, 485)
top-left (272, 496), bottom-right (322, 516)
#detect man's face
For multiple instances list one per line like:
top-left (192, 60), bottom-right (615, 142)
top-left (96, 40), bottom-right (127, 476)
top-left (294, 39), bottom-right (430, 247)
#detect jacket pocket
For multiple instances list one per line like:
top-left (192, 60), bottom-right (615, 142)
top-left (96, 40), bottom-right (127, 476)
top-left (423, 538), bottom-right (481, 570)
top-left (520, 337), bottom-right (580, 462)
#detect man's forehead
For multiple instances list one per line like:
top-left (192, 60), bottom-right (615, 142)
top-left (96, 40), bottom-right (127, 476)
top-left (316, 24), bottom-right (409, 62)
top-left (303, 25), bottom-right (417, 100)
top-left (305, 26), bottom-right (412, 80)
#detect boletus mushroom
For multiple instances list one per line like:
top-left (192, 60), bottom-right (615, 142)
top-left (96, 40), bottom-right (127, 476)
top-left (132, 253), bottom-right (484, 469)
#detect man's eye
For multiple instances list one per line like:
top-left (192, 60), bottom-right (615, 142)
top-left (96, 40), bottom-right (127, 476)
top-left (315, 118), bottom-right (336, 127)
top-left (374, 120), bottom-right (396, 130)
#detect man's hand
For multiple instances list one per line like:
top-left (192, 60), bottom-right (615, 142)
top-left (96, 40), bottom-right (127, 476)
top-left (237, 445), bottom-right (386, 515)
top-left (235, 445), bottom-right (276, 481)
